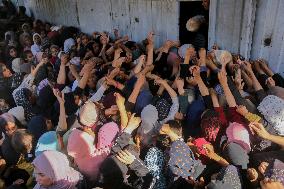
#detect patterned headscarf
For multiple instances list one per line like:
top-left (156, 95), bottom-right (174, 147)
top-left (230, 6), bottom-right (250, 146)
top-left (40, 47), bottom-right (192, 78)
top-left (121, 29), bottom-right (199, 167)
top-left (257, 95), bottom-right (284, 135)
top-left (144, 147), bottom-right (167, 189)
top-left (169, 139), bottom-right (206, 179)
top-left (207, 165), bottom-right (242, 189)
top-left (155, 98), bottom-right (171, 121)
top-left (200, 110), bottom-right (222, 142)
top-left (264, 159), bottom-right (284, 186)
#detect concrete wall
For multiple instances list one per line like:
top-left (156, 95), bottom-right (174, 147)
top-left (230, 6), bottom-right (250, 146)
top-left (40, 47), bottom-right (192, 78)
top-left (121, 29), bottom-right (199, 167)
top-left (20, 0), bottom-right (284, 75)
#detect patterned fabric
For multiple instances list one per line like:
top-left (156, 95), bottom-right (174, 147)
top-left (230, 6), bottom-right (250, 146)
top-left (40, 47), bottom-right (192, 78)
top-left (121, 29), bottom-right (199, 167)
top-left (200, 111), bottom-right (222, 142)
top-left (155, 98), bottom-right (171, 121)
top-left (264, 159), bottom-right (284, 186)
top-left (169, 139), bottom-right (205, 179)
top-left (207, 165), bottom-right (242, 189)
top-left (11, 73), bottom-right (24, 91)
top-left (257, 95), bottom-right (284, 135)
top-left (14, 88), bottom-right (34, 121)
top-left (144, 147), bottom-right (167, 189)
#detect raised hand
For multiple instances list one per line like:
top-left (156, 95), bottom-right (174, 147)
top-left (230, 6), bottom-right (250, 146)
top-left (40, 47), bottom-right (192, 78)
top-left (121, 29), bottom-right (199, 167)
top-left (236, 105), bottom-right (249, 116)
top-left (52, 88), bottom-right (65, 104)
top-left (116, 150), bottom-right (136, 165)
top-left (218, 70), bottom-right (228, 86)
top-left (249, 122), bottom-right (270, 140)
top-left (114, 92), bottom-right (125, 108)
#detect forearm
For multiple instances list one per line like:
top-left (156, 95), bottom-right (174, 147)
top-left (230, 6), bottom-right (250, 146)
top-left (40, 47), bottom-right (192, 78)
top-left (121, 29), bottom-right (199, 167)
top-left (222, 83), bottom-right (237, 107)
top-left (266, 134), bottom-right (284, 148)
top-left (119, 106), bottom-right (128, 130)
top-left (57, 64), bottom-right (66, 84)
top-left (133, 62), bottom-right (143, 74)
top-left (78, 72), bottom-right (90, 89)
top-left (211, 154), bottom-right (230, 167)
top-left (69, 65), bottom-right (80, 81)
top-left (163, 82), bottom-right (177, 98)
top-left (128, 83), bottom-right (142, 104)
top-left (89, 85), bottom-right (107, 102)
top-left (146, 45), bottom-right (154, 65)
top-left (196, 77), bottom-right (209, 96)
top-left (57, 103), bottom-right (67, 132)
top-left (249, 71), bottom-right (263, 91)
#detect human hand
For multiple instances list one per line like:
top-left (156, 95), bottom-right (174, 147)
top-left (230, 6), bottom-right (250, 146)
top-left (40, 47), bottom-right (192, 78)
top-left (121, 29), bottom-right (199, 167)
top-left (175, 77), bottom-right (184, 90)
top-left (112, 57), bottom-right (126, 68)
top-left (135, 74), bottom-right (146, 88)
top-left (218, 70), bottom-right (228, 86)
top-left (138, 55), bottom-right (146, 65)
top-left (0, 159), bottom-right (6, 166)
top-left (114, 92), bottom-right (125, 108)
top-left (186, 177), bottom-right (205, 188)
top-left (105, 105), bottom-right (119, 116)
top-left (116, 150), bottom-right (136, 165)
top-left (203, 144), bottom-right (216, 159)
top-left (236, 105), bottom-right (249, 116)
top-left (249, 122), bottom-right (271, 140)
top-left (12, 179), bottom-right (25, 185)
top-left (159, 124), bottom-right (171, 135)
top-left (127, 113), bottom-right (141, 131)
top-left (52, 88), bottom-right (65, 104)
top-left (190, 65), bottom-right (201, 79)
top-left (60, 53), bottom-right (69, 65)
top-left (154, 78), bottom-right (167, 86)
top-left (185, 47), bottom-right (196, 58)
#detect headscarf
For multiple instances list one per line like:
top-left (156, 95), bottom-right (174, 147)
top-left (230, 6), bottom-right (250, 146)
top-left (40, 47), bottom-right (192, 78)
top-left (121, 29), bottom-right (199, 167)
top-left (155, 98), bottom-right (171, 121)
top-left (206, 165), bottom-right (242, 189)
top-left (257, 95), bottom-right (284, 135)
top-left (226, 122), bottom-right (251, 152)
top-left (264, 159), bottom-right (284, 186)
top-left (64, 38), bottom-right (75, 53)
top-left (200, 110), bottom-right (223, 142)
top-left (27, 115), bottom-right (47, 142)
top-left (8, 106), bottom-right (26, 126)
top-left (67, 122), bottom-right (118, 181)
top-left (33, 150), bottom-right (81, 189)
top-left (14, 88), bottom-right (34, 121)
top-left (169, 139), bottom-right (206, 179)
top-left (12, 58), bottom-right (22, 73)
top-left (5, 31), bottom-right (17, 47)
top-left (97, 122), bottom-right (119, 149)
top-left (144, 147), bottom-right (167, 189)
top-left (140, 104), bottom-right (158, 134)
top-left (223, 142), bottom-right (249, 169)
top-left (32, 33), bottom-right (41, 44)
top-left (192, 138), bottom-right (211, 156)
top-left (35, 131), bottom-right (59, 157)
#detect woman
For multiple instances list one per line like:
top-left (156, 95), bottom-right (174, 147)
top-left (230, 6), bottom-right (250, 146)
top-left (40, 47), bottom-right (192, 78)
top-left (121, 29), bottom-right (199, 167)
top-left (33, 150), bottom-right (81, 189)
top-left (31, 33), bottom-right (42, 56)
top-left (67, 121), bottom-right (119, 181)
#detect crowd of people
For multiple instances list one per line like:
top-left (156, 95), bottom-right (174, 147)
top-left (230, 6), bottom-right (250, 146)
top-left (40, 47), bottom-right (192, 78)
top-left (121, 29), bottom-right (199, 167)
top-left (0, 0), bottom-right (284, 189)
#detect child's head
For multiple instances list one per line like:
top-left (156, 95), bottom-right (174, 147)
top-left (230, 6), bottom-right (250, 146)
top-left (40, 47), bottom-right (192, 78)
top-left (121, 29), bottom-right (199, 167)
top-left (23, 50), bottom-right (33, 63)
top-left (166, 120), bottom-right (182, 136)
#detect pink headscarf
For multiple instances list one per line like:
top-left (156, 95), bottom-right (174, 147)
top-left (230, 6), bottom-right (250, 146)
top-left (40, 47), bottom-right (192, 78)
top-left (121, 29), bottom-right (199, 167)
top-left (33, 150), bottom-right (80, 189)
top-left (226, 122), bottom-right (251, 152)
top-left (67, 122), bottom-right (119, 181)
top-left (192, 137), bottom-right (211, 156)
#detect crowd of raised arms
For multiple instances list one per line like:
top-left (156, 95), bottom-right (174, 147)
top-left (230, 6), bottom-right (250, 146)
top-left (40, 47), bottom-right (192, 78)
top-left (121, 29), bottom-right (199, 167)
top-left (0, 1), bottom-right (284, 189)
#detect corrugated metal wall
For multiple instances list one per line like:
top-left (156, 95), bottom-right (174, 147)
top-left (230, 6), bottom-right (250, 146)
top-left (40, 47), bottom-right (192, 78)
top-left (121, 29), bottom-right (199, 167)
top-left (21, 0), bottom-right (283, 74)
top-left (22, 0), bottom-right (179, 47)
top-left (209, 0), bottom-right (284, 75)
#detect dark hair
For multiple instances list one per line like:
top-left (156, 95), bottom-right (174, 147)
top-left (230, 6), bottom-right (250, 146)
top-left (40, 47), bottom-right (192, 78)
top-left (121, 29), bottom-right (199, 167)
top-left (11, 129), bottom-right (33, 154)
top-left (22, 50), bottom-right (32, 60)
top-left (166, 120), bottom-right (182, 136)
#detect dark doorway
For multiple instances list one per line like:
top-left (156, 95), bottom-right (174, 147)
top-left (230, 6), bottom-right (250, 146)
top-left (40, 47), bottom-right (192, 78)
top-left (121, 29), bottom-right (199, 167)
top-left (179, 1), bottom-right (209, 49)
